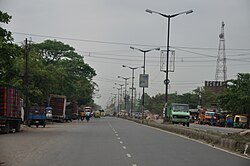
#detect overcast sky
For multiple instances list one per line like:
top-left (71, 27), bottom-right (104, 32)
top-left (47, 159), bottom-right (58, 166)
top-left (1, 0), bottom-right (250, 108)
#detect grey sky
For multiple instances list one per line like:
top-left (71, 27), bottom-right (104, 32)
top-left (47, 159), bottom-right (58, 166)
top-left (1, 0), bottom-right (250, 108)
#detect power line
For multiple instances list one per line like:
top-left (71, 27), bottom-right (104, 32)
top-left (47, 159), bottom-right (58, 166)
top-left (13, 32), bottom-right (162, 48)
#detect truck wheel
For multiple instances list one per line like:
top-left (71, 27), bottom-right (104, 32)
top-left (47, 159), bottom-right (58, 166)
top-left (183, 123), bottom-right (185, 126)
top-left (36, 124), bottom-right (39, 128)
top-left (187, 122), bottom-right (190, 127)
top-left (5, 122), bottom-right (10, 134)
top-left (16, 123), bottom-right (21, 132)
top-left (43, 124), bottom-right (46, 128)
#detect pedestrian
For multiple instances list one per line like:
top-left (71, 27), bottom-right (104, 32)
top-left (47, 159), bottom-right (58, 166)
top-left (86, 111), bottom-right (91, 122)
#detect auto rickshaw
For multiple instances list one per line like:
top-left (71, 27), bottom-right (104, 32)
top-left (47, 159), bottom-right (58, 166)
top-left (233, 115), bottom-right (248, 129)
top-left (94, 111), bottom-right (101, 118)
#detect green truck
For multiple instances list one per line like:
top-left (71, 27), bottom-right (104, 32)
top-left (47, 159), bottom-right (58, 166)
top-left (165, 103), bottom-right (190, 127)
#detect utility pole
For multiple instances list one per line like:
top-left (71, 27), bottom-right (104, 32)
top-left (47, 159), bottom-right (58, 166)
top-left (24, 38), bottom-right (29, 124)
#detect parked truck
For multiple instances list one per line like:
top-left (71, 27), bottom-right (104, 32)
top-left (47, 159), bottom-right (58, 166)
top-left (28, 106), bottom-right (46, 128)
top-left (65, 101), bottom-right (78, 121)
top-left (165, 103), bottom-right (190, 127)
top-left (0, 86), bottom-right (22, 133)
top-left (49, 94), bottom-right (66, 122)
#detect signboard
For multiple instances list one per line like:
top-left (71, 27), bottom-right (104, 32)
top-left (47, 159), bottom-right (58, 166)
top-left (139, 74), bottom-right (149, 88)
top-left (160, 50), bottom-right (175, 72)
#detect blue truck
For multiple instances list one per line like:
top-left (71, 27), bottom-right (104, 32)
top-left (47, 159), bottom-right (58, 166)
top-left (28, 106), bottom-right (46, 128)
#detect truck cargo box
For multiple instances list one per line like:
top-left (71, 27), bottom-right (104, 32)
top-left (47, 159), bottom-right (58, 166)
top-left (0, 86), bottom-right (22, 133)
top-left (49, 94), bottom-right (66, 122)
top-left (0, 87), bottom-right (21, 118)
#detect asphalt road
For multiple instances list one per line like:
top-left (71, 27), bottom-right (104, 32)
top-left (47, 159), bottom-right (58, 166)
top-left (0, 118), bottom-right (249, 166)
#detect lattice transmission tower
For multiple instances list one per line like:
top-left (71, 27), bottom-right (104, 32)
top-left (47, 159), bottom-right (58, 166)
top-left (215, 21), bottom-right (227, 81)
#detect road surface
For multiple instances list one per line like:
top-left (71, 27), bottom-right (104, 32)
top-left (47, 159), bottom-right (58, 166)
top-left (0, 118), bottom-right (249, 166)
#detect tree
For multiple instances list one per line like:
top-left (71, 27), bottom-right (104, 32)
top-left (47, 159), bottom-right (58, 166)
top-left (33, 40), bottom-right (97, 105)
top-left (218, 73), bottom-right (250, 114)
top-left (0, 11), bottom-right (23, 85)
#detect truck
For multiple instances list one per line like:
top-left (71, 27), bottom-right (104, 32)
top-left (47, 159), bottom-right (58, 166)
top-left (28, 106), bottom-right (46, 128)
top-left (0, 87), bottom-right (22, 133)
top-left (198, 108), bottom-right (217, 125)
top-left (49, 94), bottom-right (66, 122)
top-left (165, 103), bottom-right (190, 127)
top-left (65, 101), bottom-right (78, 121)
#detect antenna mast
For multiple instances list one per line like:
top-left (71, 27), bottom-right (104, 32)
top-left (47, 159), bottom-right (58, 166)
top-left (215, 21), bottom-right (227, 81)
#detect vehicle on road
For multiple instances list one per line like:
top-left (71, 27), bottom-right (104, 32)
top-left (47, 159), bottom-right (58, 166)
top-left (0, 86), bottom-right (22, 134)
top-left (94, 110), bottom-right (101, 118)
top-left (233, 115), bottom-right (248, 129)
top-left (45, 107), bottom-right (53, 121)
top-left (49, 94), bottom-right (66, 122)
top-left (165, 103), bottom-right (190, 127)
top-left (28, 106), bottom-right (46, 128)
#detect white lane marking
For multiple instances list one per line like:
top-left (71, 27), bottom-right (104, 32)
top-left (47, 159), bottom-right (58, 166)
top-left (122, 146), bottom-right (127, 149)
top-left (126, 153), bottom-right (131, 158)
top-left (132, 164), bottom-right (137, 166)
top-left (120, 141), bottom-right (123, 144)
top-left (116, 134), bottom-right (119, 136)
top-left (117, 137), bottom-right (121, 140)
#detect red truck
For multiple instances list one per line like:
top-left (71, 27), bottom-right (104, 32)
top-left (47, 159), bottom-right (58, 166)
top-left (0, 87), bottom-right (22, 133)
top-left (49, 94), bottom-right (66, 122)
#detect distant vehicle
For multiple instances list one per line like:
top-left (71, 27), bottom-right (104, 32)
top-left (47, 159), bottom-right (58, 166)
top-left (165, 103), bottom-right (190, 127)
top-left (94, 111), bottom-right (101, 118)
top-left (233, 115), bottom-right (248, 129)
top-left (28, 106), bottom-right (46, 128)
top-left (45, 107), bottom-right (53, 121)
top-left (198, 108), bottom-right (216, 125)
top-left (49, 94), bottom-right (66, 122)
top-left (99, 109), bottom-right (105, 117)
top-left (133, 112), bottom-right (141, 119)
top-left (0, 86), bottom-right (22, 133)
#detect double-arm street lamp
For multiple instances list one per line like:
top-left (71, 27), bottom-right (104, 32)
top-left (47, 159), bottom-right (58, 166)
top-left (146, 9), bottom-right (193, 120)
top-left (118, 76), bottom-right (130, 113)
top-left (130, 46), bottom-right (160, 121)
top-left (122, 65), bottom-right (143, 117)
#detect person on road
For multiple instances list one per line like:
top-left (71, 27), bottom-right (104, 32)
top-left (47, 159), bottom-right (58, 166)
top-left (85, 111), bottom-right (91, 122)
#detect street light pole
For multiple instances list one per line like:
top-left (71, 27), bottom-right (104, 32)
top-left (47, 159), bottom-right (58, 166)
top-left (122, 65), bottom-right (143, 117)
top-left (130, 47), bottom-right (160, 122)
top-left (146, 9), bottom-right (193, 120)
top-left (113, 87), bottom-right (121, 113)
top-left (115, 83), bottom-right (124, 111)
top-left (118, 76), bottom-right (130, 113)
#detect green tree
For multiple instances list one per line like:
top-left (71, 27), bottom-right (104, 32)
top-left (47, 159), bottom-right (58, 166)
top-left (218, 73), bottom-right (250, 114)
top-left (0, 11), bottom-right (23, 85)
top-left (33, 40), bottom-right (96, 105)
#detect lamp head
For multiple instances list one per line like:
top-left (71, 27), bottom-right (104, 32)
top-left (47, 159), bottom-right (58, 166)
top-left (145, 9), bottom-right (153, 14)
top-left (130, 46), bottom-right (135, 50)
top-left (155, 47), bottom-right (160, 51)
top-left (186, 10), bottom-right (193, 15)
top-left (122, 65), bottom-right (126, 68)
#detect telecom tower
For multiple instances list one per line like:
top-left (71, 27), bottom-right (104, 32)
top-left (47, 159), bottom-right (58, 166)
top-left (215, 21), bottom-right (227, 81)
